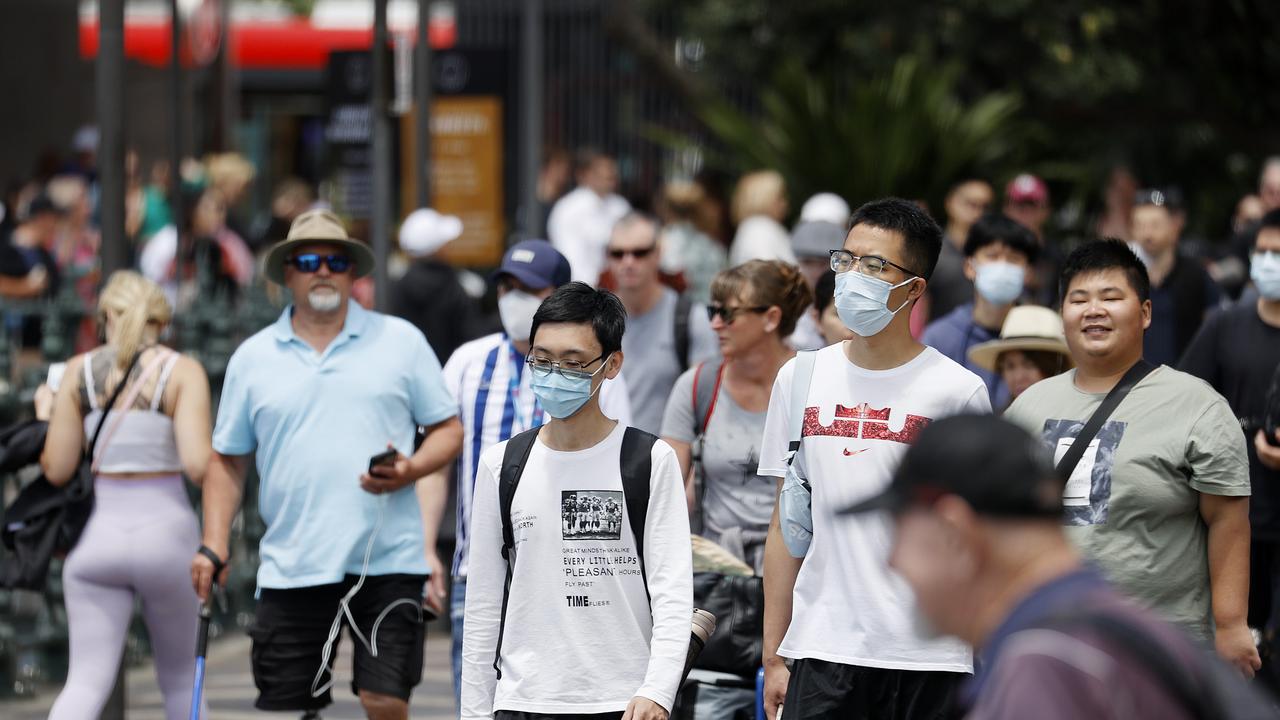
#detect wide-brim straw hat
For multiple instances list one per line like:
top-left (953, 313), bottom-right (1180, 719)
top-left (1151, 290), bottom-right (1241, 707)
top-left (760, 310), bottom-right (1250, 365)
top-left (968, 305), bottom-right (1074, 372)
top-left (263, 208), bottom-right (376, 285)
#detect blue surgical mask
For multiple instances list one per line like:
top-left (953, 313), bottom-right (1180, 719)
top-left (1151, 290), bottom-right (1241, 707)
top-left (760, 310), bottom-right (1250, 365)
top-left (529, 354), bottom-right (612, 419)
top-left (974, 261), bottom-right (1025, 306)
top-left (1252, 251), bottom-right (1280, 300)
top-left (834, 271), bottom-right (917, 337)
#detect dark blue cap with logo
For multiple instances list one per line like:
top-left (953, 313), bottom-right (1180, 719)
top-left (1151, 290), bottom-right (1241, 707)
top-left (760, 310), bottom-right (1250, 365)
top-left (492, 239), bottom-right (572, 290)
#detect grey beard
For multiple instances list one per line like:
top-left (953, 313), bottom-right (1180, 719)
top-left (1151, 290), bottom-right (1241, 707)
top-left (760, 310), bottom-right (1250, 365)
top-left (308, 288), bottom-right (343, 313)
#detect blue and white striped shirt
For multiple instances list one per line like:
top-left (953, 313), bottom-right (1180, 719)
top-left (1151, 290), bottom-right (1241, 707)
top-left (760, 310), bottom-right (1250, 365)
top-left (442, 332), bottom-right (633, 577)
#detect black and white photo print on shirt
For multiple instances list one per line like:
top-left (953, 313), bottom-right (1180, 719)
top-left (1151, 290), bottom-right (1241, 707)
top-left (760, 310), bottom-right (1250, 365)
top-left (562, 490), bottom-right (623, 540)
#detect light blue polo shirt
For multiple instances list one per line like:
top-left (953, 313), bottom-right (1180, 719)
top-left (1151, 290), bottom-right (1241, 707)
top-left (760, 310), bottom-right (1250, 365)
top-left (213, 300), bottom-right (458, 589)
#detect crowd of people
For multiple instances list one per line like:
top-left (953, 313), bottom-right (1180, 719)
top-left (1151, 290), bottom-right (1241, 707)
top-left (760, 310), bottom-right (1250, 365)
top-left (9, 127), bottom-right (1280, 720)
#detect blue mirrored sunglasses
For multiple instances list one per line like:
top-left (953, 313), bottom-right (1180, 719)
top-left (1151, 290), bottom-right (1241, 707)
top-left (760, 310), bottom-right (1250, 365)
top-left (289, 253), bottom-right (352, 274)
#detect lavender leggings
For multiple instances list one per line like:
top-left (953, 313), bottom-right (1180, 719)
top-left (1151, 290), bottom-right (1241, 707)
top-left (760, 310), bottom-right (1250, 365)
top-left (48, 475), bottom-right (207, 720)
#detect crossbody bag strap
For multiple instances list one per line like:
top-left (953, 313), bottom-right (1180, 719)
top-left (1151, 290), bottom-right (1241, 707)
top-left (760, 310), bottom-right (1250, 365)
top-left (786, 351), bottom-right (818, 460)
top-left (1055, 360), bottom-right (1156, 482)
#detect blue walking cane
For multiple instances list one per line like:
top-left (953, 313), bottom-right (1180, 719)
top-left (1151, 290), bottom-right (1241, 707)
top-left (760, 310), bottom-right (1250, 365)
top-left (190, 547), bottom-right (225, 720)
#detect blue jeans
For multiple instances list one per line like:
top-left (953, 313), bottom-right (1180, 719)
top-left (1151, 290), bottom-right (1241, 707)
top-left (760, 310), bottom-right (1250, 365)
top-left (451, 576), bottom-right (466, 707)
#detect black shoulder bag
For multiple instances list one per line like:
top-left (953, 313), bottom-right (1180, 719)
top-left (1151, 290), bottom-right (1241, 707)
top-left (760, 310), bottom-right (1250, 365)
top-left (1055, 360), bottom-right (1155, 482)
top-left (1, 350), bottom-right (143, 590)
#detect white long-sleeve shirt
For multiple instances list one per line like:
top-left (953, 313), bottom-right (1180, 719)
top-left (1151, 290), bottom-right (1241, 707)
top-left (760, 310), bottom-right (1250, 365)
top-left (461, 423), bottom-right (693, 718)
top-left (547, 186), bottom-right (631, 285)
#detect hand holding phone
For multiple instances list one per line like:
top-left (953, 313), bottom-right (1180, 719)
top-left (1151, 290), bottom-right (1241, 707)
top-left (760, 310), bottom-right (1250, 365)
top-left (368, 448), bottom-right (398, 472)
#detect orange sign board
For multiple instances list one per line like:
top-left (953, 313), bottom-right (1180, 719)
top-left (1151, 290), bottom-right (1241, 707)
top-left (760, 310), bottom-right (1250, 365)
top-left (401, 96), bottom-right (505, 267)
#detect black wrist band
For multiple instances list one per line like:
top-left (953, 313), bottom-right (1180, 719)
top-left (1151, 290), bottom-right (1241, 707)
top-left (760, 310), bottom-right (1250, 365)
top-left (198, 544), bottom-right (228, 575)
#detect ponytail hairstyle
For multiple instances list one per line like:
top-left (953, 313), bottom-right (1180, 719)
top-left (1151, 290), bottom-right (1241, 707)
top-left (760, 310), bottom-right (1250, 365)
top-left (97, 270), bottom-right (172, 371)
top-left (710, 259), bottom-right (814, 338)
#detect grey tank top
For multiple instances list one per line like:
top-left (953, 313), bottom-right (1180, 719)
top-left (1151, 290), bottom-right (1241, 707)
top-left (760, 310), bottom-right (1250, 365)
top-left (82, 349), bottom-right (183, 474)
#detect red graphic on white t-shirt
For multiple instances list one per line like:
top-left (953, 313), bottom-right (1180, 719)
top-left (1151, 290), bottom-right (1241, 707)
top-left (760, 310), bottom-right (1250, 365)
top-left (803, 403), bottom-right (932, 445)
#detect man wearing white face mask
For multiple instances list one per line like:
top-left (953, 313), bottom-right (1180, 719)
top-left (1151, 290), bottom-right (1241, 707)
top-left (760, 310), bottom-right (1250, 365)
top-left (461, 282), bottom-right (691, 720)
top-left (431, 239), bottom-right (632, 703)
top-left (758, 198), bottom-right (992, 720)
top-left (1181, 208), bottom-right (1280, 684)
top-left (922, 213), bottom-right (1040, 407)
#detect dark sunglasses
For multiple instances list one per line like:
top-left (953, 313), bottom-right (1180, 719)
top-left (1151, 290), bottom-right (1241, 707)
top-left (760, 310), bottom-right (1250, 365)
top-left (607, 245), bottom-right (656, 260)
top-left (707, 304), bottom-right (770, 323)
top-left (289, 253), bottom-right (352, 274)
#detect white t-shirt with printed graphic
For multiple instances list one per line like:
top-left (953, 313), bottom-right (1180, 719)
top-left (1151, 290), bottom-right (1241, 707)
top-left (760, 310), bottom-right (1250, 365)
top-left (460, 423), bottom-right (693, 717)
top-left (758, 343), bottom-right (990, 672)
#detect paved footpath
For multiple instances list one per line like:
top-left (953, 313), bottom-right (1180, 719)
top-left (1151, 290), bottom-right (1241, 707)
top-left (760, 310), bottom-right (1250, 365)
top-left (1, 621), bottom-right (456, 719)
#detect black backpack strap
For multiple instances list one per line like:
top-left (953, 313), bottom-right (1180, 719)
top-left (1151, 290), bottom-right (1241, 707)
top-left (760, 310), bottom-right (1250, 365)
top-left (493, 427), bottom-right (539, 679)
top-left (674, 292), bottom-right (692, 373)
top-left (621, 427), bottom-right (658, 607)
top-left (1046, 610), bottom-right (1212, 720)
top-left (1055, 360), bottom-right (1155, 482)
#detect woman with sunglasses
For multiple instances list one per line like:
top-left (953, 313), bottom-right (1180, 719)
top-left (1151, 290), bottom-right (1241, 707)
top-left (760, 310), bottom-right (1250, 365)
top-left (43, 270), bottom-right (213, 719)
top-left (660, 259), bottom-right (812, 572)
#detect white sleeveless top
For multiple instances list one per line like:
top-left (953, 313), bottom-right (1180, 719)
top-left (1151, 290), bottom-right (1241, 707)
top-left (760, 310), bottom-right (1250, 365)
top-left (82, 349), bottom-right (184, 474)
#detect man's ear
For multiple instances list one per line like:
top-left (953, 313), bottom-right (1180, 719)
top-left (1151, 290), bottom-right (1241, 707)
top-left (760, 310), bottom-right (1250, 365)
top-left (604, 350), bottom-right (624, 380)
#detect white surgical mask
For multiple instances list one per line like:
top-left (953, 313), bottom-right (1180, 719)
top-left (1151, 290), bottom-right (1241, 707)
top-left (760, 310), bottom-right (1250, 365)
top-left (974, 261), bottom-right (1025, 306)
top-left (498, 290), bottom-right (543, 342)
top-left (1252, 251), bottom-right (1280, 300)
top-left (834, 271), bottom-right (917, 337)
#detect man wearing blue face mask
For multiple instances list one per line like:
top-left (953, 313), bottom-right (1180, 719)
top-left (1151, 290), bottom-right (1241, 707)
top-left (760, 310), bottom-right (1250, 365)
top-left (461, 282), bottom-right (692, 720)
top-left (1181, 208), bottom-right (1280, 688)
top-left (428, 239), bottom-right (633, 704)
top-left (922, 213), bottom-right (1040, 408)
top-left (758, 198), bottom-right (992, 720)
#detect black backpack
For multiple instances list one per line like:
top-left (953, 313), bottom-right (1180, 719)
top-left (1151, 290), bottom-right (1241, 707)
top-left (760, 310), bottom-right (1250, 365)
top-left (492, 425), bottom-right (659, 678)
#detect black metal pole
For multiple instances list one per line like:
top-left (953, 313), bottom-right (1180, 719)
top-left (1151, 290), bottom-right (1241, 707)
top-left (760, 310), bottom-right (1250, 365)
top-left (519, 0), bottom-right (544, 240)
top-left (372, 0), bottom-right (391, 310)
top-left (169, 0), bottom-right (185, 246)
top-left (415, 0), bottom-right (433, 209)
top-left (97, 0), bottom-right (127, 277)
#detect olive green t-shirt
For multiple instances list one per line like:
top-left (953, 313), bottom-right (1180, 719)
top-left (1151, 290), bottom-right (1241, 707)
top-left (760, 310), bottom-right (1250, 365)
top-left (1005, 365), bottom-right (1250, 640)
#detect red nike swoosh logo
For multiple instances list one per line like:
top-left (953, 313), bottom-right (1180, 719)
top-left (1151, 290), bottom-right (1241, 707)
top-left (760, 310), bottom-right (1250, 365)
top-left (843, 448), bottom-right (869, 457)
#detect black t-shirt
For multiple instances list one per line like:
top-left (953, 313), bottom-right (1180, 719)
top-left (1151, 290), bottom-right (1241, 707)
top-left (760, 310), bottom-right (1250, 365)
top-left (1179, 302), bottom-right (1280, 538)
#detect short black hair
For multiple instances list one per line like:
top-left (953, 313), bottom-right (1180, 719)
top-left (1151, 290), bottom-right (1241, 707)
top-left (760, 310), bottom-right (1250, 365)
top-left (964, 213), bottom-right (1040, 264)
top-left (814, 269), bottom-right (837, 314)
top-left (530, 281), bottom-right (626, 356)
top-left (1258, 208), bottom-right (1280, 240)
top-left (1059, 238), bottom-right (1150, 304)
top-left (847, 197), bottom-right (943, 280)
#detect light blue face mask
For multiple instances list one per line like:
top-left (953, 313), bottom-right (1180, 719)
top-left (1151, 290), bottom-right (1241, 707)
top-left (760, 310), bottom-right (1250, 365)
top-left (1252, 251), bottom-right (1280, 300)
top-left (974, 260), bottom-right (1025, 306)
top-left (834, 271), bottom-right (918, 337)
top-left (529, 354), bottom-right (612, 419)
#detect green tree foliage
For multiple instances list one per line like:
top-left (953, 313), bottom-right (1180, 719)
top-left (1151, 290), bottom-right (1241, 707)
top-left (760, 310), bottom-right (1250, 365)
top-left (642, 0), bottom-right (1280, 237)
top-left (691, 56), bottom-right (1024, 211)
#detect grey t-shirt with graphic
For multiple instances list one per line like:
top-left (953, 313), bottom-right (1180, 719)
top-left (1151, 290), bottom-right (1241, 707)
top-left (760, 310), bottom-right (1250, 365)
top-left (661, 365), bottom-right (772, 573)
top-left (1005, 366), bottom-right (1250, 640)
top-left (621, 288), bottom-right (719, 435)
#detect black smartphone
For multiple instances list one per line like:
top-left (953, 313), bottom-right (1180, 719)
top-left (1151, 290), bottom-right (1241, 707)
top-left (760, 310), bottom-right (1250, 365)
top-left (368, 449), bottom-right (398, 472)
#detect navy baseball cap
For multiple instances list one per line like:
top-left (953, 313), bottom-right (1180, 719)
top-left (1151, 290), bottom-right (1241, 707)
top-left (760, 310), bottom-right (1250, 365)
top-left (842, 414), bottom-right (1063, 518)
top-left (491, 239), bottom-right (572, 290)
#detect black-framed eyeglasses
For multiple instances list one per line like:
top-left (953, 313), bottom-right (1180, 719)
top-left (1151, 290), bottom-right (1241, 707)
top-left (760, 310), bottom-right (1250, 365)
top-left (527, 353), bottom-right (607, 380)
top-left (289, 253), bottom-right (352, 274)
top-left (707, 304), bottom-right (770, 324)
top-left (607, 245), bottom-right (657, 260)
top-left (828, 250), bottom-right (919, 279)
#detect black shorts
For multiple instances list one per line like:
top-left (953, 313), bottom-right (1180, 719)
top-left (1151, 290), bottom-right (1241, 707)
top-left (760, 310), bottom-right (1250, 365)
top-left (784, 658), bottom-right (963, 720)
top-left (249, 573), bottom-right (427, 711)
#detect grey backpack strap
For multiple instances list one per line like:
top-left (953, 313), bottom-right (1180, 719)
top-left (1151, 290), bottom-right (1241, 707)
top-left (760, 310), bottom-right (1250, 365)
top-left (787, 351), bottom-right (818, 460)
top-left (493, 427), bottom-right (539, 679)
